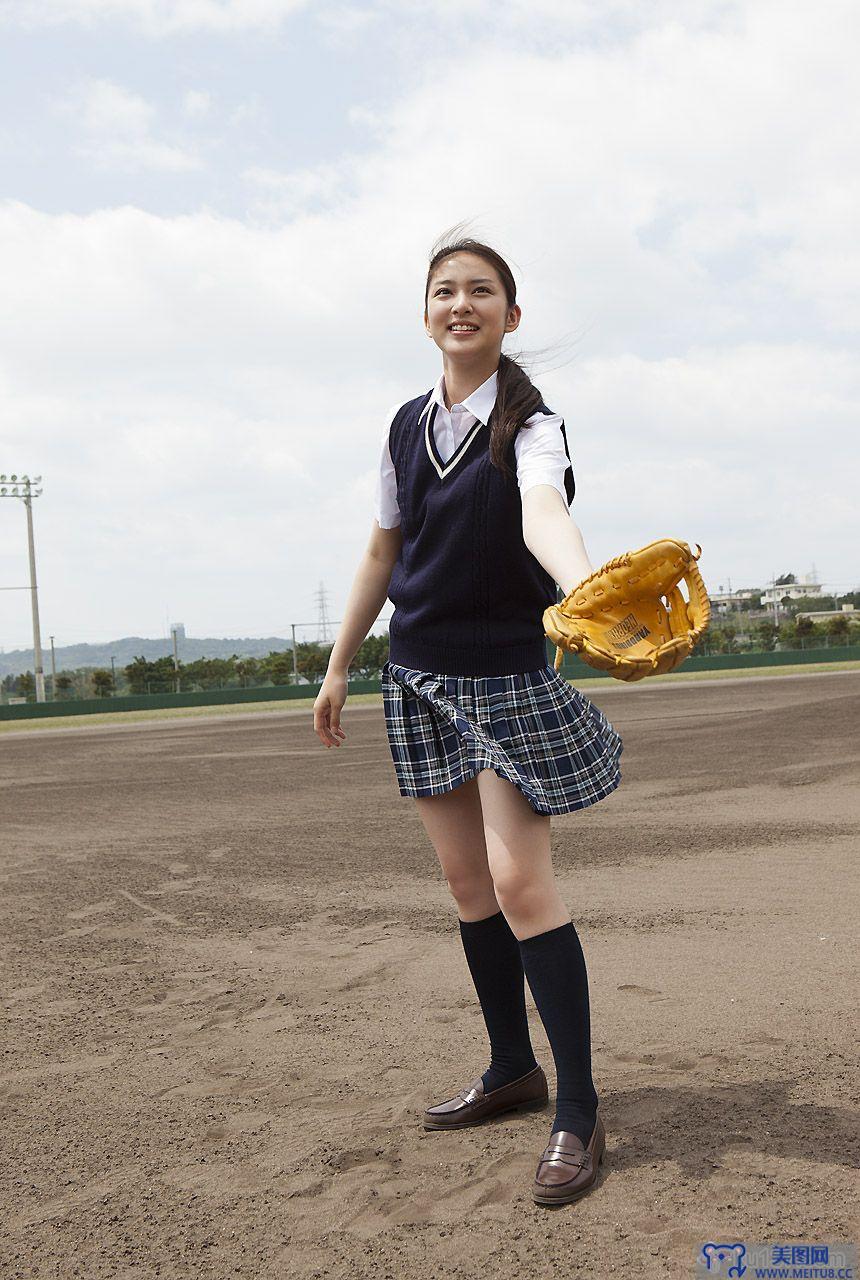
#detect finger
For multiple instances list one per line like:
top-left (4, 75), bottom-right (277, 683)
top-left (319, 715), bottom-right (341, 747)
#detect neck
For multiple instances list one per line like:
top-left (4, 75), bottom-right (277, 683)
top-left (441, 353), bottom-right (502, 411)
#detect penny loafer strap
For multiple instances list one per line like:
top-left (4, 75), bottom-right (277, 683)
top-left (458, 1085), bottom-right (483, 1105)
top-left (539, 1149), bottom-right (591, 1169)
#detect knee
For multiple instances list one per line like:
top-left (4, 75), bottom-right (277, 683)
top-left (491, 867), bottom-right (545, 920)
top-left (444, 866), bottom-right (496, 915)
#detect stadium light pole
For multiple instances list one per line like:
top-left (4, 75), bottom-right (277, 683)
top-left (0, 474), bottom-right (46, 702)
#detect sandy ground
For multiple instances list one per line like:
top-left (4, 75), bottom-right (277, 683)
top-left (1, 670), bottom-right (858, 1279)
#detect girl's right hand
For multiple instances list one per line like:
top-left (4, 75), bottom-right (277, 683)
top-left (313, 671), bottom-right (348, 748)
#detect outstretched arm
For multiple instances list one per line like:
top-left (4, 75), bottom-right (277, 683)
top-left (521, 485), bottom-right (594, 598)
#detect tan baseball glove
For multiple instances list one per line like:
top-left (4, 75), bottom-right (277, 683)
top-left (542, 538), bottom-right (712, 682)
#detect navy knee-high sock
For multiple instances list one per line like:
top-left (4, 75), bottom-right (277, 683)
top-left (458, 910), bottom-right (539, 1093)
top-left (518, 921), bottom-right (599, 1146)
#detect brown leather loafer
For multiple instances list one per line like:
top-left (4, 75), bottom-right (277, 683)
top-left (532, 1113), bottom-right (606, 1205)
top-left (423, 1065), bottom-right (549, 1131)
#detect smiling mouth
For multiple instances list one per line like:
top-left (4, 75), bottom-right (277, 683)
top-left (448, 325), bottom-right (479, 333)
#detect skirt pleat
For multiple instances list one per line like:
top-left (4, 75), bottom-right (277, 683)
top-left (381, 660), bottom-right (623, 816)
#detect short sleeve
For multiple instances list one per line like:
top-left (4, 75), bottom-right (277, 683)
top-left (374, 402), bottom-right (405, 529)
top-left (515, 411), bottom-right (575, 507)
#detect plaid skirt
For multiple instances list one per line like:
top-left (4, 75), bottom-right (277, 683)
top-left (381, 660), bottom-right (623, 816)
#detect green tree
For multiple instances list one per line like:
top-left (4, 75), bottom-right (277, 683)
top-left (91, 669), bottom-right (115, 697)
top-left (826, 614), bottom-right (850, 642)
top-left (182, 656), bottom-right (237, 690)
top-left (352, 632), bottom-right (389, 677)
top-left (260, 649), bottom-right (297, 686)
top-left (755, 620), bottom-right (778, 651)
top-left (292, 643), bottom-right (329, 685)
top-left (234, 656), bottom-right (262, 687)
top-left (124, 655), bottom-right (179, 694)
top-left (707, 621), bottom-right (738, 655)
top-left (778, 620), bottom-right (798, 649)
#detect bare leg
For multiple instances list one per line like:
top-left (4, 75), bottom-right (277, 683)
top-left (475, 768), bottom-right (570, 940)
top-left (412, 774), bottom-right (499, 920)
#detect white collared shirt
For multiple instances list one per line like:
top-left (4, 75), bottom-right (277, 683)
top-left (374, 368), bottom-right (572, 529)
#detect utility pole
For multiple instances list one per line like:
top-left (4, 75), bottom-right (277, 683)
top-left (50, 634), bottom-right (57, 700)
top-left (171, 626), bottom-right (180, 694)
top-left (0, 473), bottom-right (45, 702)
top-left (291, 623), bottom-right (299, 684)
top-left (315, 581), bottom-right (334, 645)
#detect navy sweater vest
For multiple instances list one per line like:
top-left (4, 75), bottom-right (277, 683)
top-left (386, 389), bottom-right (575, 677)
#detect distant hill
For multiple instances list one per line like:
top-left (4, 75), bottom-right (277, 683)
top-left (0, 634), bottom-right (297, 680)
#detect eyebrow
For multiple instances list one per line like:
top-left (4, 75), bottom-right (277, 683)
top-left (432, 277), bottom-right (495, 287)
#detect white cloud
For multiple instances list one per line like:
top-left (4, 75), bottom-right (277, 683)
top-left (243, 163), bottom-right (350, 220)
top-left (59, 78), bottom-right (203, 172)
top-left (228, 96), bottom-right (266, 131)
top-left (346, 104), bottom-right (385, 138)
top-left (76, 78), bottom-right (154, 135)
top-left (0, 0), bottom-right (742, 38)
top-left (565, 344), bottom-right (858, 588)
top-left (0, 0), bottom-right (309, 35)
top-left (183, 89), bottom-right (211, 118)
top-left (314, 3), bottom-right (380, 40)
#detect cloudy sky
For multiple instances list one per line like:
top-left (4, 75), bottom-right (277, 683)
top-left (1, 0), bottom-right (857, 652)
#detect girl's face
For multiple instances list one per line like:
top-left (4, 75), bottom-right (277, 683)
top-left (424, 252), bottom-right (520, 361)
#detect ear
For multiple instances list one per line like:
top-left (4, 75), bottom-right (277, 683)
top-left (506, 303), bottom-right (522, 333)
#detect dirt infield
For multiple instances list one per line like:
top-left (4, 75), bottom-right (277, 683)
top-left (1, 670), bottom-right (858, 1278)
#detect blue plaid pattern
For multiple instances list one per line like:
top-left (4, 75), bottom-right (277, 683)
top-left (381, 660), bottom-right (623, 816)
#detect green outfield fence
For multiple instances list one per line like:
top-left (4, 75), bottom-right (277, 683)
top-left (2, 643), bottom-right (860, 722)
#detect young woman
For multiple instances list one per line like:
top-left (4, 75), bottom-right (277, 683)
top-left (313, 231), bottom-right (623, 1207)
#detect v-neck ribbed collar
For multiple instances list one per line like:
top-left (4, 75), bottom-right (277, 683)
top-left (418, 367), bottom-right (498, 480)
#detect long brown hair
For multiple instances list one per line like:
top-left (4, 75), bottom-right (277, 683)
top-left (424, 224), bottom-right (544, 484)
